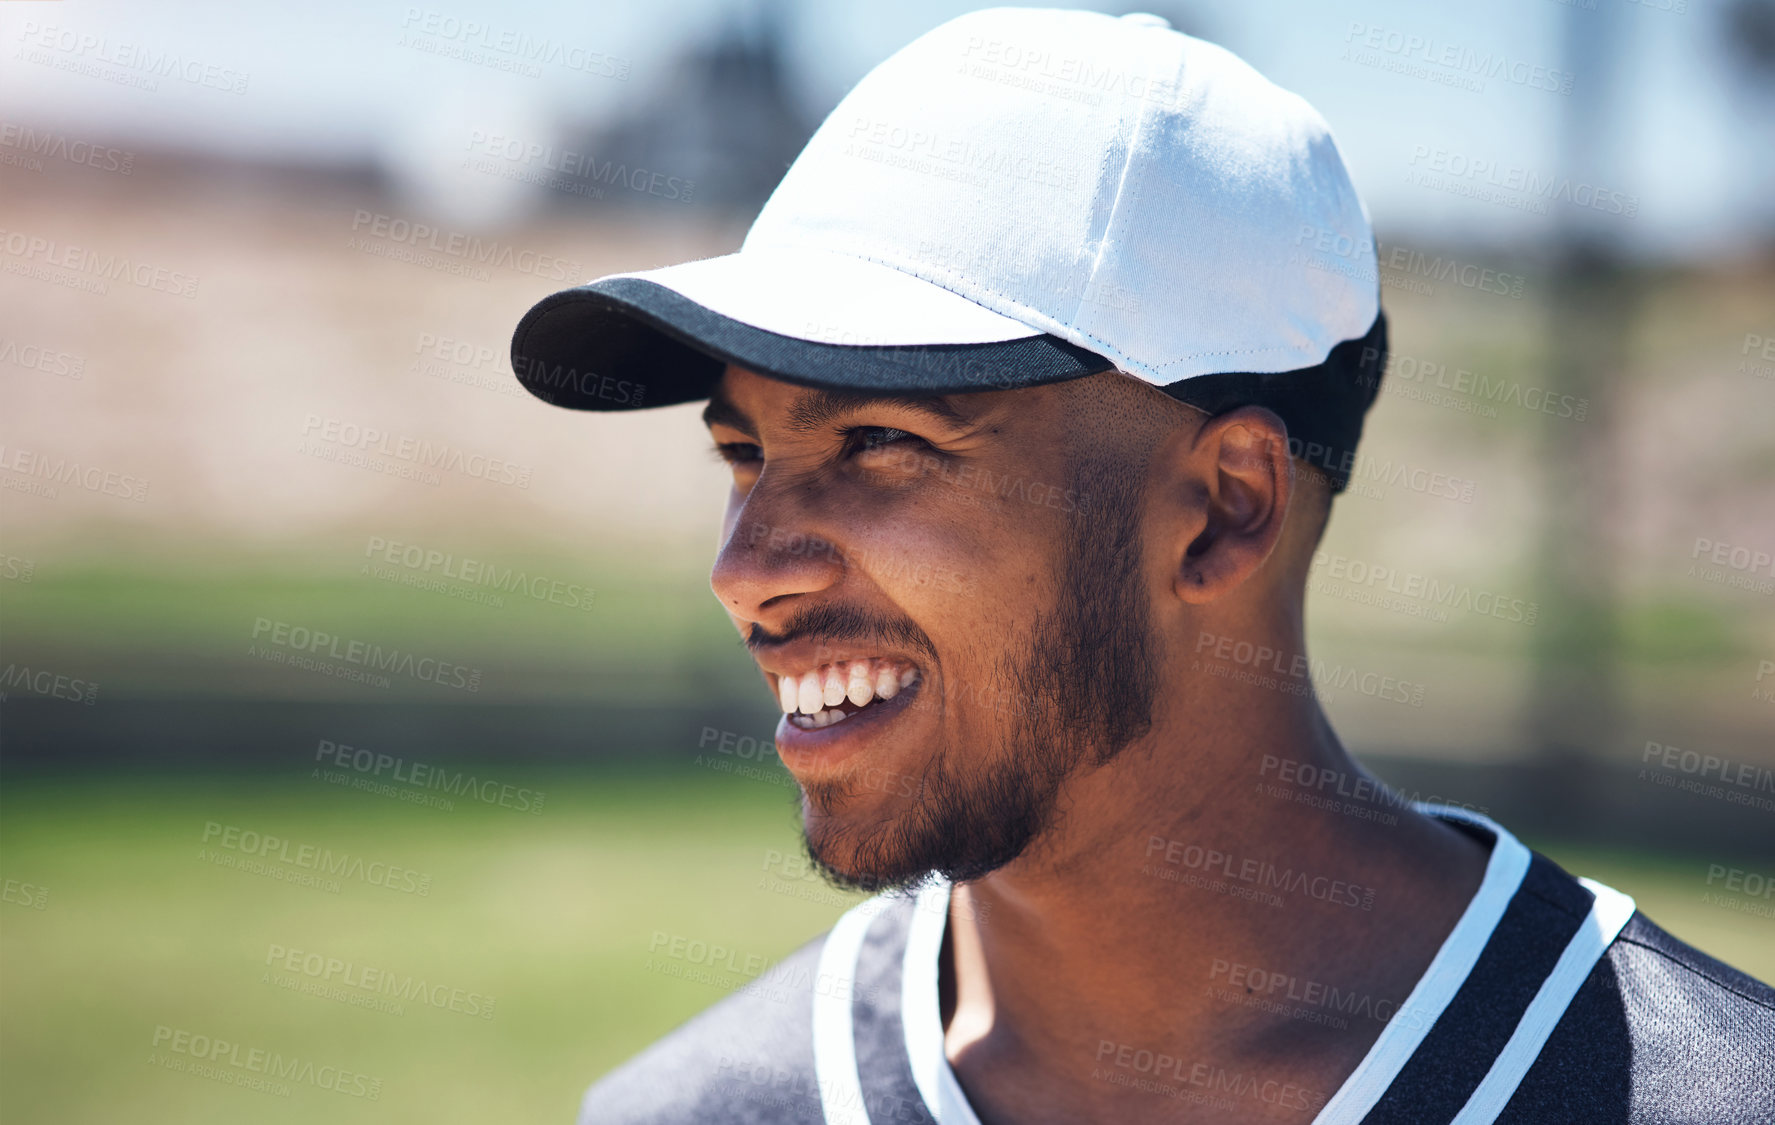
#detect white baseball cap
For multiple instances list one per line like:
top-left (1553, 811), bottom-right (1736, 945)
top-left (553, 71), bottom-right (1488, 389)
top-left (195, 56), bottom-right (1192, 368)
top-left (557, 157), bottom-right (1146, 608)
top-left (511, 7), bottom-right (1388, 488)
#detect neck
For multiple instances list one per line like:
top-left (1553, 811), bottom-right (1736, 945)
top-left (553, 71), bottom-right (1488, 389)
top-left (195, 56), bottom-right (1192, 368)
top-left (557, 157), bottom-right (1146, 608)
top-left (939, 626), bottom-right (1489, 1122)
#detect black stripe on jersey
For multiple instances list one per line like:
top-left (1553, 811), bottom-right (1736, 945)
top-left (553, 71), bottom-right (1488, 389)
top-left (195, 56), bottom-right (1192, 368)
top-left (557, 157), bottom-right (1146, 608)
top-left (1362, 853), bottom-right (1592, 1124)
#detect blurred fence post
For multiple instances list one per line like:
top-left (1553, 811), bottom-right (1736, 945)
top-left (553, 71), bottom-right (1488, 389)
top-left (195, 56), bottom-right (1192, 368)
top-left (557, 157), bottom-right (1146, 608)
top-left (1523, 3), bottom-right (1637, 835)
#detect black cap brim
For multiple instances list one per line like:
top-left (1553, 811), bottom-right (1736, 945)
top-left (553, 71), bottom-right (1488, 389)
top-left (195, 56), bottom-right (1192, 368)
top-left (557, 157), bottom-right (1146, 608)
top-left (509, 276), bottom-right (1116, 412)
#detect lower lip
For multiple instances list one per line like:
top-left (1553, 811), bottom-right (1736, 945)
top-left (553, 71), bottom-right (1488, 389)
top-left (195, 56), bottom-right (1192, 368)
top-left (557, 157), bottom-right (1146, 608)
top-left (775, 678), bottom-right (924, 768)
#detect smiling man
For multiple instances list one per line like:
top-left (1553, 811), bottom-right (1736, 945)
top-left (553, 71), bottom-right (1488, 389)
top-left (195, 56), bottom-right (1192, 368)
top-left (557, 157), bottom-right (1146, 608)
top-left (510, 9), bottom-right (1773, 1125)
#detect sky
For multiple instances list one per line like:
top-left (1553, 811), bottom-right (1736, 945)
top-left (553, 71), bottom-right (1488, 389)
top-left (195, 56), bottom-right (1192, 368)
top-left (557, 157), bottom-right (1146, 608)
top-left (2, 0), bottom-right (1771, 258)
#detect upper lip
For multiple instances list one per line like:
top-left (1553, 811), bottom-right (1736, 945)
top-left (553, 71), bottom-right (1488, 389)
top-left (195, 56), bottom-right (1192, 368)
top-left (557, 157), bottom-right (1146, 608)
top-left (752, 639), bottom-right (924, 685)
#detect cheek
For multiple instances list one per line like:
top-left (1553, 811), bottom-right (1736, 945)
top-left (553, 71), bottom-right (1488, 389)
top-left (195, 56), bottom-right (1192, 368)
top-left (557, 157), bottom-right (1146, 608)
top-left (848, 507), bottom-right (1057, 710)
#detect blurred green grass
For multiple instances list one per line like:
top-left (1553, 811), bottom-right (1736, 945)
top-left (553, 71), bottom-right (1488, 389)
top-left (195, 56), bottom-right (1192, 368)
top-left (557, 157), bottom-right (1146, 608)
top-left (0, 768), bottom-right (862, 1125)
top-left (0, 547), bottom-right (758, 701)
top-left (5, 551), bottom-right (1766, 703)
top-left (2, 769), bottom-right (1769, 1125)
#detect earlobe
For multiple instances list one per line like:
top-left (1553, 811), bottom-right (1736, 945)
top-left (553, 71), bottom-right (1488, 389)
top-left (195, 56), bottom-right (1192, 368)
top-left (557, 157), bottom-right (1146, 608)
top-left (1172, 408), bottom-right (1291, 605)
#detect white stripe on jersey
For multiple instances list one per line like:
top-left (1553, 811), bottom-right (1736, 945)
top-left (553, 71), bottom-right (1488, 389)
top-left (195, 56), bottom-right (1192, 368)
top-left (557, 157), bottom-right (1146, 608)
top-left (1450, 877), bottom-right (1636, 1125)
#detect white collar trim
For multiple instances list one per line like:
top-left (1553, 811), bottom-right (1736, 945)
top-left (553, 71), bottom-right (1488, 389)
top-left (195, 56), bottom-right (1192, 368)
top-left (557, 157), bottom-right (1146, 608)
top-left (893, 804), bottom-right (1539, 1125)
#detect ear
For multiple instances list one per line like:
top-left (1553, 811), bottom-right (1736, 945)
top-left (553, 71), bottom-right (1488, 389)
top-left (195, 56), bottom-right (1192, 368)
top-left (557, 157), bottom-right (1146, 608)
top-left (1170, 406), bottom-right (1292, 604)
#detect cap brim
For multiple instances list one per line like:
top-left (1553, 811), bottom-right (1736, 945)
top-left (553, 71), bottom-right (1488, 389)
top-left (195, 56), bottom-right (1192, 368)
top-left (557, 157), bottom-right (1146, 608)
top-left (509, 248), bottom-right (1113, 411)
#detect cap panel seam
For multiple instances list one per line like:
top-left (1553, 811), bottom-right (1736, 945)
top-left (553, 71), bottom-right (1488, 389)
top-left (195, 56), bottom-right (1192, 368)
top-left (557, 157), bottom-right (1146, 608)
top-left (1071, 27), bottom-right (1166, 330)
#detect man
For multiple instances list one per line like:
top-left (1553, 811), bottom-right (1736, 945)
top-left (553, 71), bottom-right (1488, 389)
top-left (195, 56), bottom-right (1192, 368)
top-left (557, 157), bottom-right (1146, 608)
top-left (509, 9), bottom-right (1773, 1124)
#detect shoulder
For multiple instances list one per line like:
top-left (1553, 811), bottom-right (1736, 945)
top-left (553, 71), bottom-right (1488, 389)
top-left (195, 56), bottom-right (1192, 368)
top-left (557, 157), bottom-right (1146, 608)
top-left (1606, 910), bottom-right (1775, 1028)
top-left (1510, 909), bottom-right (1775, 1124)
top-left (575, 930), bottom-right (832, 1125)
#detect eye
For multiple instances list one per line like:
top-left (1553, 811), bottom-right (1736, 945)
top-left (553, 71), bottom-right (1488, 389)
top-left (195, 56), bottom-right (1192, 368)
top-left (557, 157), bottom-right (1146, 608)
top-left (843, 426), bottom-right (921, 456)
top-left (709, 441), bottom-right (761, 466)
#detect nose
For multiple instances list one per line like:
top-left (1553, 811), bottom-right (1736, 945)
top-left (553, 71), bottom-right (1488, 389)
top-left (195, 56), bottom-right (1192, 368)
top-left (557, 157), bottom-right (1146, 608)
top-left (710, 493), bottom-right (845, 626)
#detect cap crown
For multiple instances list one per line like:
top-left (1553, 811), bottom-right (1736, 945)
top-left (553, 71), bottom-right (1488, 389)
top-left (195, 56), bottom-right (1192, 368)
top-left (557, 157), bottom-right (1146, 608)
top-left (743, 7), bottom-right (1377, 382)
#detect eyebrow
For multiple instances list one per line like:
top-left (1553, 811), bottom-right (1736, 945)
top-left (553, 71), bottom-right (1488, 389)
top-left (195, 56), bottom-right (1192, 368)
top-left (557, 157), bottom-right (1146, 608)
top-left (701, 384), bottom-right (973, 438)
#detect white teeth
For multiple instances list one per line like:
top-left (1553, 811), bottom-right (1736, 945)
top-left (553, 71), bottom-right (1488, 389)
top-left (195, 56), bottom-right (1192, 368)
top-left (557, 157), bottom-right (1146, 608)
top-left (793, 707), bottom-right (854, 730)
top-left (847, 662), bottom-right (874, 707)
top-left (874, 664), bottom-right (900, 700)
top-left (797, 671), bottom-right (823, 715)
top-left (822, 665), bottom-right (847, 708)
top-left (781, 659), bottom-right (919, 719)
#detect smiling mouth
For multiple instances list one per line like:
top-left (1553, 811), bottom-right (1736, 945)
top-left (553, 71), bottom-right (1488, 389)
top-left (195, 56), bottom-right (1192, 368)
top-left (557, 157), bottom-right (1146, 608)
top-left (772, 658), bottom-right (922, 730)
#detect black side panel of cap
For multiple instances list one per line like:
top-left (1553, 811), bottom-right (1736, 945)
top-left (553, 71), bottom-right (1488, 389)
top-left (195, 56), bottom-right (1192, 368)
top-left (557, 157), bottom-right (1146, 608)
top-left (510, 277), bottom-right (1115, 412)
top-left (1159, 310), bottom-right (1389, 494)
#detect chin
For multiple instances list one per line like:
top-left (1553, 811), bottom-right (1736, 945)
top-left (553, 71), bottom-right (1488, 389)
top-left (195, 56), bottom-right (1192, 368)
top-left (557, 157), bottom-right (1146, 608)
top-left (797, 795), bottom-right (927, 894)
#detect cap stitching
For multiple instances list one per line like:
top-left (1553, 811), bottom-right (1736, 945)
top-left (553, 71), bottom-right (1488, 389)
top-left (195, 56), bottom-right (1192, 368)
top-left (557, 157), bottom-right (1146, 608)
top-left (1072, 23), bottom-right (1164, 331)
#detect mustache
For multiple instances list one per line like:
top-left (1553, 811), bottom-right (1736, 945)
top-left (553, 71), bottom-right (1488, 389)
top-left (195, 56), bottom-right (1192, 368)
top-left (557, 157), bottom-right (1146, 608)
top-left (747, 604), bottom-right (936, 662)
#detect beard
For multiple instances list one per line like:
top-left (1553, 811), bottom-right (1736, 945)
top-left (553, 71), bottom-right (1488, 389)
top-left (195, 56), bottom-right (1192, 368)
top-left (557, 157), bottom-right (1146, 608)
top-left (797, 453), bottom-right (1159, 894)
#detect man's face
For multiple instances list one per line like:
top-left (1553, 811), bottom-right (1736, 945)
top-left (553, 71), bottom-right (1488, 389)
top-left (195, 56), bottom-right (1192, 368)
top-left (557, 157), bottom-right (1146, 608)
top-left (704, 366), bottom-right (1161, 892)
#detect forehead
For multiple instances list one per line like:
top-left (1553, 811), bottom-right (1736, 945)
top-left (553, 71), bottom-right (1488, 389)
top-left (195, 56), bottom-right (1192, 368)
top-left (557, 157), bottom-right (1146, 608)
top-left (701, 365), bottom-right (984, 436)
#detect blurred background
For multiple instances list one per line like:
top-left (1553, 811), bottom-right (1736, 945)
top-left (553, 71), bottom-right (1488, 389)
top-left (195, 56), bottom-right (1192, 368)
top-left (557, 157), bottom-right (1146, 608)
top-left (2, 0), bottom-right (1771, 1121)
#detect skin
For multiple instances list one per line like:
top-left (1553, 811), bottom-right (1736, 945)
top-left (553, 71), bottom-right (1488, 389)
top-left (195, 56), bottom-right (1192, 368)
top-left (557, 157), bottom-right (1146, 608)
top-left (704, 363), bottom-right (1489, 1124)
